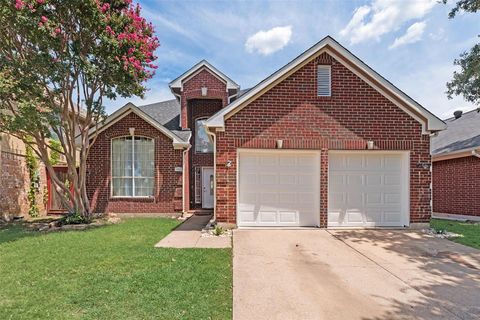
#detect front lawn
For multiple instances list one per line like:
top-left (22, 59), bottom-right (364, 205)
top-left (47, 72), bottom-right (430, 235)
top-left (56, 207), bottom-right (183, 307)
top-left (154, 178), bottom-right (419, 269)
top-left (0, 218), bottom-right (232, 320)
top-left (431, 219), bottom-right (480, 249)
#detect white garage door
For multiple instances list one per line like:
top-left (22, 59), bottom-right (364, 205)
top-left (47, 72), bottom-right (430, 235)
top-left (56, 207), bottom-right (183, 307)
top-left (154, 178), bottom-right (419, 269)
top-left (237, 150), bottom-right (320, 227)
top-left (328, 152), bottom-right (409, 227)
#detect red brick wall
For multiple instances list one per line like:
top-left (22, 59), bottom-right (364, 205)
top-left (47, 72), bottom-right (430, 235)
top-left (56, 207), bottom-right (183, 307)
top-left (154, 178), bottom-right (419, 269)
top-left (433, 156), bottom-right (480, 216)
top-left (215, 52), bottom-right (431, 226)
top-left (181, 69), bottom-right (228, 129)
top-left (180, 69), bottom-right (228, 209)
top-left (86, 112), bottom-right (183, 214)
top-left (0, 150), bottom-right (47, 220)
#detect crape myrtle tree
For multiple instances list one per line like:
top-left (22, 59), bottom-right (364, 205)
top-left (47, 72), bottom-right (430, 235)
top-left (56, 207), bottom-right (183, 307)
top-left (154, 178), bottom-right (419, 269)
top-left (443, 0), bottom-right (480, 104)
top-left (0, 0), bottom-right (159, 221)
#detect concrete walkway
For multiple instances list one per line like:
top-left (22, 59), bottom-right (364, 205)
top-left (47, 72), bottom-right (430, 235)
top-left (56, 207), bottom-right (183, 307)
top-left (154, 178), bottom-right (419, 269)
top-left (155, 214), bottom-right (231, 248)
top-left (233, 229), bottom-right (480, 320)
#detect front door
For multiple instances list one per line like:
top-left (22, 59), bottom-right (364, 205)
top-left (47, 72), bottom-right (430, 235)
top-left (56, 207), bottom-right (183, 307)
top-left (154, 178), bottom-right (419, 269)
top-left (202, 167), bottom-right (214, 209)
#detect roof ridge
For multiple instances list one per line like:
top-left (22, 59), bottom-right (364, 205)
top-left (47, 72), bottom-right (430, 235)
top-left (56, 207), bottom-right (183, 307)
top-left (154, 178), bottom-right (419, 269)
top-left (443, 107), bottom-right (480, 121)
top-left (137, 98), bottom-right (179, 108)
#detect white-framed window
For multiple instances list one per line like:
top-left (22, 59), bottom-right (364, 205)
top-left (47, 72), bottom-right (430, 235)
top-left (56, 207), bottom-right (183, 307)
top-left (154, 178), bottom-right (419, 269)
top-left (111, 136), bottom-right (154, 197)
top-left (195, 118), bottom-right (213, 153)
top-left (317, 65), bottom-right (331, 97)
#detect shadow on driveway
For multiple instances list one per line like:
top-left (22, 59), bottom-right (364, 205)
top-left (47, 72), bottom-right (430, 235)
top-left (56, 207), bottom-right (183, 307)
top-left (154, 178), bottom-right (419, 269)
top-left (233, 229), bottom-right (480, 320)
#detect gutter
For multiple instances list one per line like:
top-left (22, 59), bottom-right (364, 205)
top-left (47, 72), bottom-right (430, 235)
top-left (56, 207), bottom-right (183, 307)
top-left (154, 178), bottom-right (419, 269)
top-left (182, 143), bottom-right (192, 214)
top-left (472, 149), bottom-right (480, 159)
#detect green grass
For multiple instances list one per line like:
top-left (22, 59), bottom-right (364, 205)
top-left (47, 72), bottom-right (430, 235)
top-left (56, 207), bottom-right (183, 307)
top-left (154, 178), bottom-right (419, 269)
top-left (431, 219), bottom-right (480, 249)
top-left (0, 218), bottom-right (232, 320)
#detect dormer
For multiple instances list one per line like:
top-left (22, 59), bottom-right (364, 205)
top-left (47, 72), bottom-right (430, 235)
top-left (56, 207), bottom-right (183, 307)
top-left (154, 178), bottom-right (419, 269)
top-left (169, 60), bottom-right (239, 129)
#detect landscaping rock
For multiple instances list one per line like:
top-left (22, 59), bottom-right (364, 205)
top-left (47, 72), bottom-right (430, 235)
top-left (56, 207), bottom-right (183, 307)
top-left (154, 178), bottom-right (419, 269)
top-left (422, 228), bottom-right (463, 239)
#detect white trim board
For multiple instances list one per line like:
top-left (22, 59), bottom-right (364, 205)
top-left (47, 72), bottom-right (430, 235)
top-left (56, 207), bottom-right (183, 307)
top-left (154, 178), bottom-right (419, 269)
top-left (205, 36), bottom-right (445, 133)
top-left (169, 60), bottom-right (239, 92)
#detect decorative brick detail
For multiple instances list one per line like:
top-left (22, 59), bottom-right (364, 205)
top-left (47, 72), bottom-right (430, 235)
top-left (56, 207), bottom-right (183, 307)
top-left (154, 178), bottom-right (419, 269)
top-left (433, 156), bottom-right (480, 216)
top-left (181, 69), bottom-right (228, 129)
top-left (86, 112), bottom-right (183, 214)
top-left (0, 150), bottom-right (47, 220)
top-left (215, 52), bottom-right (431, 225)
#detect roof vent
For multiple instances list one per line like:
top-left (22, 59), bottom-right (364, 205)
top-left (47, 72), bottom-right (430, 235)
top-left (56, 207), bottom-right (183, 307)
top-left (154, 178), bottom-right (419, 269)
top-left (453, 110), bottom-right (463, 119)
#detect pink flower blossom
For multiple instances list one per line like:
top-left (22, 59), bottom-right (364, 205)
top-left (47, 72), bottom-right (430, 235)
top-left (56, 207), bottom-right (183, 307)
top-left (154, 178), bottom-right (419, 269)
top-left (54, 27), bottom-right (61, 34)
top-left (14, 0), bottom-right (24, 10)
top-left (40, 16), bottom-right (48, 23)
top-left (37, 0), bottom-right (45, 4)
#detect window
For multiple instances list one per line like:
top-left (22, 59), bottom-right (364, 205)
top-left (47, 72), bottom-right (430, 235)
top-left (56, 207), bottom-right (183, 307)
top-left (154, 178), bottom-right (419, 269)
top-left (195, 118), bottom-right (213, 153)
top-left (194, 167), bottom-right (201, 204)
top-left (317, 65), bottom-right (331, 97)
top-left (111, 136), bottom-right (154, 197)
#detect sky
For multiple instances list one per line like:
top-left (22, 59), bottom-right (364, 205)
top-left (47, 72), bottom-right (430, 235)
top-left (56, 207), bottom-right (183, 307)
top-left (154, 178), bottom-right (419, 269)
top-left (105, 0), bottom-right (479, 120)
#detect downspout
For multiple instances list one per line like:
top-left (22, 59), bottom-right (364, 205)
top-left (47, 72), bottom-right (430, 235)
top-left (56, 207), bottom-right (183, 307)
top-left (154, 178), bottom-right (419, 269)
top-left (205, 126), bottom-right (217, 222)
top-left (472, 149), bottom-right (480, 158)
top-left (182, 142), bottom-right (192, 214)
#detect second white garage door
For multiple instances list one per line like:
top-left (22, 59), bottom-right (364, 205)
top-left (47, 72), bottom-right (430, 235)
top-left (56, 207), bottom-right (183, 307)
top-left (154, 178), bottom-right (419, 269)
top-left (328, 152), bottom-right (409, 227)
top-left (237, 150), bottom-right (320, 227)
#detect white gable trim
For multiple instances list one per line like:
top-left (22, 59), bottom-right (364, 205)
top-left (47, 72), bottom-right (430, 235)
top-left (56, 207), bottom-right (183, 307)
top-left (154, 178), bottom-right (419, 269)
top-left (87, 103), bottom-right (190, 149)
top-left (169, 60), bottom-right (239, 92)
top-left (205, 36), bottom-right (446, 133)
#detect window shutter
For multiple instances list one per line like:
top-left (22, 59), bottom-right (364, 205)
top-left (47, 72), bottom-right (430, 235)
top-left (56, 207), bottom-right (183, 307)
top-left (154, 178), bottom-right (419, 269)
top-left (317, 65), bottom-right (331, 97)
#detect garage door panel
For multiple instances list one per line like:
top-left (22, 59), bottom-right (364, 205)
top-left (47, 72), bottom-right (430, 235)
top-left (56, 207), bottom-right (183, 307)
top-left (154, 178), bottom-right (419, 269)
top-left (346, 210), bottom-right (363, 223)
top-left (365, 155), bottom-right (382, 169)
top-left (366, 193), bottom-right (382, 204)
top-left (238, 151), bottom-right (320, 227)
top-left (347, 174), bottom-right (363, 185)
top-left (328, 152), bottom-right (408, 227)
top-left (279, 211), bottom-right (298, 223)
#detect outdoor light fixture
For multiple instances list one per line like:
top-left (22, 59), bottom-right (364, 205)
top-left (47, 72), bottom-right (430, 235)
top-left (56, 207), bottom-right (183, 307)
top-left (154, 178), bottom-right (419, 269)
top-left (226, 160), bottom-right (232, 168)
top-left (366, 140), bottom-right (374, 150)
top-left (417, 162), bottom-right (430, 170)
top-left (276, 140), bottom-right (283, 149)
top-left (129, 127), bottom-right (135, 136)
top-left (201, 87), bottom-right (208, 96)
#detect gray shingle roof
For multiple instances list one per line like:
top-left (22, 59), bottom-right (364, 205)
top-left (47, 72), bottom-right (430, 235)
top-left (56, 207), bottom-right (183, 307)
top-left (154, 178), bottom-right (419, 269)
top-left (137, 99), bottom-right (191, 143)
top-left (431, 108), bottom-right (480, 156)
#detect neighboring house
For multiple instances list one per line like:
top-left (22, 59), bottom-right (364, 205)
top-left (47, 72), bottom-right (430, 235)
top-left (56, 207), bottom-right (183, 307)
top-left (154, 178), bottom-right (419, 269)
top-left (86, 36), bottom-right (445, 228)
top-left (431, 108), bottom-right (480, 218)
top-left (1, 110), bottom-right (86, 220)
top-left (0, 133), bottom-right (48, 220)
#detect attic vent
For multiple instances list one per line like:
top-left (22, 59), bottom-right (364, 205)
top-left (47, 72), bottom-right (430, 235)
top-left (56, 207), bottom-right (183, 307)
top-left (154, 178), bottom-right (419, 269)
top-left (317, 65), bottom-right (331, 97)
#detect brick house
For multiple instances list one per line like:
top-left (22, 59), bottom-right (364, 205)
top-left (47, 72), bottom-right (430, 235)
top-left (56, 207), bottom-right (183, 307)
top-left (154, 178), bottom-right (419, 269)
top-left (86, 36), bottom-right (445, 228)
top-left (0, 133), bottom-right (48, 220)
top-left (431, 109), bottom-right (480, 219)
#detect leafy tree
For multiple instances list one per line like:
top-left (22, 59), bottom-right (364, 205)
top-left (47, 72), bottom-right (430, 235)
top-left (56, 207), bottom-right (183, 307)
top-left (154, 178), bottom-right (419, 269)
top-left (0, 0), bottom-right (159, 221)
top-left (443, 0), bottom-right (480, 104)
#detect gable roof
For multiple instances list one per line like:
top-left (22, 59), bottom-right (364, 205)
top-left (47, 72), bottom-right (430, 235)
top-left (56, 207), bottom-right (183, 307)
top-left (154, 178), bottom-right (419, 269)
top-left (87, 101), bottom-right (190, 149)
top-left (169, 60), bottom-right (240, 92)
top-left (431, 108), bottom-right (480, 159)
top-left (205, 36), bottom-right (446, 133)
top-left (136, 99), bottom-right (191, 142)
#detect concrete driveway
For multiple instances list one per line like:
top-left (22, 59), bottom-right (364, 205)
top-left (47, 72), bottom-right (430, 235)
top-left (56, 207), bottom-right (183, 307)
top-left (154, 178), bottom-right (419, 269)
top-left (233, 229), bottom-right (480, 320)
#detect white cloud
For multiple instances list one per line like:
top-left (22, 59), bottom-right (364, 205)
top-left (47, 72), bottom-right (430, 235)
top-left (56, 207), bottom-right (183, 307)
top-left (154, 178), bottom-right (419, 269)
top-left (389, 21), bottom-right (427, 49)
top-left (340, 0), bottom-right (437, 44)
top-left (245, 26), bottom-right (292, 55)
